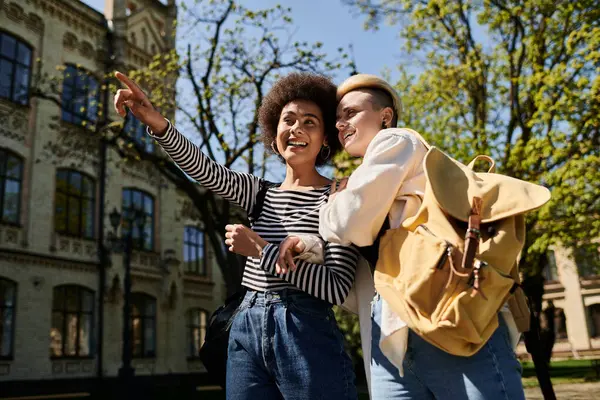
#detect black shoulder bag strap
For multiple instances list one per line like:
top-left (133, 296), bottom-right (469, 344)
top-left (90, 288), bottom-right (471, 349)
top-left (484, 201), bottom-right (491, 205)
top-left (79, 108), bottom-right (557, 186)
top-left (248, 180), bottom-right (279, 225)
top-left (358, 218), bottom-right (390, 271)
top-left (199, 179), bottom-right (278, 388)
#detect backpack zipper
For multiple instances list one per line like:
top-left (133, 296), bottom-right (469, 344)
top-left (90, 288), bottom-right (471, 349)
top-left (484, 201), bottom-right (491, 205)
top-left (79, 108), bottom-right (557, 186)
top-left (436, 245), bottom-right (454, 270)
top-left (417, 225), bottom-right (454, 270)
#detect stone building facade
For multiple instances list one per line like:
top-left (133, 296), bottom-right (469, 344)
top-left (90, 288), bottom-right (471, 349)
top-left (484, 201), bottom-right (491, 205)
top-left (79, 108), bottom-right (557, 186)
top-left (540, 246), bottom-right (600, 356)
top-left (516, 246), bottom-right (600, 359)
top-left (0, 0), bottom-right (226, 396)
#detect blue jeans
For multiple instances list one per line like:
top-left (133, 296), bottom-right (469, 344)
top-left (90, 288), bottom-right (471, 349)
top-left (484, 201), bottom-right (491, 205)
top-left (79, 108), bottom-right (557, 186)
top-left (371, 294), bottom-right (525, 400)
top-left (226, 289), bottom-right (357, 400)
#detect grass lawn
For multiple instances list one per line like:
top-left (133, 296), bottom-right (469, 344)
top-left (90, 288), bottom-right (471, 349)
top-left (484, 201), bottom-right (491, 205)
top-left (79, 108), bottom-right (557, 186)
top-left (521, 359), bottom-right (600, 388)
top-left (196, 359), bottom-right (600, 397)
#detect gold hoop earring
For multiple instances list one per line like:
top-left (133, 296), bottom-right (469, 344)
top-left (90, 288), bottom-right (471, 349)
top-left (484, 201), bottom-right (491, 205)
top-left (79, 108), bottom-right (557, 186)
top-left (271, 142), bottom-right (278, 154)
top-left (320, 145), bottom-right (331, 160)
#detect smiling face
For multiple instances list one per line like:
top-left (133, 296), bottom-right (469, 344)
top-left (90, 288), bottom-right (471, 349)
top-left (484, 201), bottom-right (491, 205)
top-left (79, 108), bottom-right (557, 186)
top-left (274, 99), bottom-right (327, 168)
top-left (336, 90), bottom-right (391, 157)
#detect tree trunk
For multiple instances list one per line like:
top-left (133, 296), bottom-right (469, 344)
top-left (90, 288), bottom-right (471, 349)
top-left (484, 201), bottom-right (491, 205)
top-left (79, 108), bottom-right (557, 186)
top-left (522, 274), bottom-right (557, 400)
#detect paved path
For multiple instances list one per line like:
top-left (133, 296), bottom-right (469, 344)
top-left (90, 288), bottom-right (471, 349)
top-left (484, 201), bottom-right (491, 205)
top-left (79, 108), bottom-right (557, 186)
top-left (525, 382), bottom-right (600, 399)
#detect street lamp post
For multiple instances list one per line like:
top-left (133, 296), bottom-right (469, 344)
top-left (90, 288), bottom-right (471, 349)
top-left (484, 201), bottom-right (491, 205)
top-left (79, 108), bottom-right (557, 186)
top-left (108, 207), bottom-right (146, 380)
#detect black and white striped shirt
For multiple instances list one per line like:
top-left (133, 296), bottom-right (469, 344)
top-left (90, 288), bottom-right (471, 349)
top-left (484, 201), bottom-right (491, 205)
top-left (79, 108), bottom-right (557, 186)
top-left (148, 122), bottom-right (359, 305)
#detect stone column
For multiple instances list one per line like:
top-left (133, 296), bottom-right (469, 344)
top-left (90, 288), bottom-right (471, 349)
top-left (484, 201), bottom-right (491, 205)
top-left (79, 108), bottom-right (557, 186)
top-left (554, 245), bottom-right (592, 350)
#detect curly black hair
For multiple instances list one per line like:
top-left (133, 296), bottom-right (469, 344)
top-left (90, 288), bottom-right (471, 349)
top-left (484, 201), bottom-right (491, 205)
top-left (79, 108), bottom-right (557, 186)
top-left (259, 73), bottom-right (341, 166)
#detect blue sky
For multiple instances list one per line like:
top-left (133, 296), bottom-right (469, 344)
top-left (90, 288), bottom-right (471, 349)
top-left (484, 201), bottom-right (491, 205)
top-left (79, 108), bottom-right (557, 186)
top-left (82, 0), bottom-right (403, 84)
top-left (82, 0), bottom-right (404, 179)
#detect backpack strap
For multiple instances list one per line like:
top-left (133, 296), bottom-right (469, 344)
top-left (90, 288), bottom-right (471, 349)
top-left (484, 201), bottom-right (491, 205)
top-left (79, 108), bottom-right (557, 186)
top-left (248, 180), bottom-right (278, 225)
top-left (358, 217), bottom-right (390, 270)
top-left (467, 155), bottom-right (496, 173)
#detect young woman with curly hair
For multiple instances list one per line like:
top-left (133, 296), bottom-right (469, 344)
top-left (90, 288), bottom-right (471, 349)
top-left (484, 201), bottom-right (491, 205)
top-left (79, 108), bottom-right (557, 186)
top-left (113, 71), bottom-right (359, 400)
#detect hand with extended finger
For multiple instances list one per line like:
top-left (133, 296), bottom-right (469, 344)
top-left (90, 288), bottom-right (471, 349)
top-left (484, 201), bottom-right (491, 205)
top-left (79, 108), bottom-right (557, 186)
top-left (224, 224), bottom-right (268, 258)
top-left (276, 236), bottom-right (306, 274)
top-left (113, 71), bottom-right (168, 135)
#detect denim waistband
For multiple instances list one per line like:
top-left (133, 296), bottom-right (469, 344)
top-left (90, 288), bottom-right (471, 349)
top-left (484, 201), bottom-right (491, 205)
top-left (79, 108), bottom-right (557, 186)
top-left (242, 289), bottom-right (330, 307)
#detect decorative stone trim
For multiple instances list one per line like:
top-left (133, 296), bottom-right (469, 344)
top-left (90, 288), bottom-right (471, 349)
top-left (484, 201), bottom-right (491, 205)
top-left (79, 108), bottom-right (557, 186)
top-left (126, 45), bottom-right (152, 68)
top-left (580, 276), bottom-right (600, 288)
top-left (0, 247), bottom-right (99, 273)
top-left (132, 359), bottom-right (155, 373)
top-left (27, 0), bottom-right (105, 42)
top-left (183, 274), bottom-right (213, 285)
top-left (51, 359), bottom-right (95, 375)
top-left (25, 12), bottom-right (44, 34)
top-left (160, 280), bottom-right (177, 309)
top-left (0, 224), bottom-right (23, 249)
top-left (182, 290), bottom-right (214, 301)
top-left (543, 281), bottom-right (566, 295)
top-left (131, 266), bottom-right (163, 282)
top-left (63, 32), bottom-right (78, 50)
top-left (132, 250), bottom-right (161, 269)
top-left (53, 234), bottom-right (98, 261)
top-left (5, 2), bottom-right (24, 22)
top-left (79, 41), bottom-right (95, 59)
top-left (1, 3), bottom-right (45, 34)
top-left (0, 101), bottom-right (28, 143)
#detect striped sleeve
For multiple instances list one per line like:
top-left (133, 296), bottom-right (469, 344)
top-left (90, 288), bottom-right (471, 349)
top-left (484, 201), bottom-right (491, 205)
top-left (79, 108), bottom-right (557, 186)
top-left (148, 120), bottom-right (261, 213)
top-left (258, 242), bottom-right (359, 305)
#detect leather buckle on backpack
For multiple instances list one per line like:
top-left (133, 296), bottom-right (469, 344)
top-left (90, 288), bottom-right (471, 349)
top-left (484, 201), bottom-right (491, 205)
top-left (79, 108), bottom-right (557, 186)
top-left (461, 197), bottom-right (483, 270)
top-left (468, 260), bottom-right (488, 300)
top-left (465, 228), bottom-right (481, 240)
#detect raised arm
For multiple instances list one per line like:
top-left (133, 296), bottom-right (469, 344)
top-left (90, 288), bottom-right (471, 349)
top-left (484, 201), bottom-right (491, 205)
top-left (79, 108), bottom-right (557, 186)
top-left (113, 71), bottom-right (261, 213)
top-left (147, 121), bottom-right (261, 213)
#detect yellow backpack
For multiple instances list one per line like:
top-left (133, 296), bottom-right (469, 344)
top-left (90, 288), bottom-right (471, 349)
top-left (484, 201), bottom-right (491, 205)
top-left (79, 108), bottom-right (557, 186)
top-left (374, 146), bottom-right (551, 356)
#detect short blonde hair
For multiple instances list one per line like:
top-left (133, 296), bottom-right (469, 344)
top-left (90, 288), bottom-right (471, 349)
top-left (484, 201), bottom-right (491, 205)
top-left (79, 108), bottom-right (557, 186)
top-left (337, 74), bottom-right (402, 127)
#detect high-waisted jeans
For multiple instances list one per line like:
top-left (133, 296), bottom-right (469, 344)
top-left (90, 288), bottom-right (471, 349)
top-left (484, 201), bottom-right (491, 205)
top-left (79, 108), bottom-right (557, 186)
top-left (226, 289), bottom-right (357, 400)
top-left (370, 294), bottom-right (525, 400)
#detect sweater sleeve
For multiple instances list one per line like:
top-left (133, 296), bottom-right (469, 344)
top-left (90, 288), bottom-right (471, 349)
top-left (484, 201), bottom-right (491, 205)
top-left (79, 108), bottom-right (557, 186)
top-left (257, 242), bottom-right (359, 305)
top-left (319, 129), bottom-right (427, 246)
top-left (148, 120), bottom-right (262, 214)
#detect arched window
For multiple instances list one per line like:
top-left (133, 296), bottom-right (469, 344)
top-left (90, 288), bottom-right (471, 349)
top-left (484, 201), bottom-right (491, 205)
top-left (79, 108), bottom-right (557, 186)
top-left (122, 189), bottom-right (154, 250)
top-left (130, 293), bottom-right (156, 358)
top-left (0, 32), bottom-right (32, 105)
top-left (184, 226), bottom-right (206, 276)
top-left (55, 169), bottom-right (95, 239)
top-left (61, 64), bottom-right (100, 128)
top-left (0, 278), bottom-right (16, 358)
top-left (186, 308), bottom-right (207, 358)
top-left (51, 285), bottom-right (94, 357)
top-left (0, 149), bottom-right (23, 224)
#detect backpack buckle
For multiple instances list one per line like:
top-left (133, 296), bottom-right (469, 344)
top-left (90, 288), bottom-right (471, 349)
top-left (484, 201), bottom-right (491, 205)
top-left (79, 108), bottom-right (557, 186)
top-left (461, 197), bottom-right (483, 270)
top-left (468, 260), bottom-right (488, 300)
